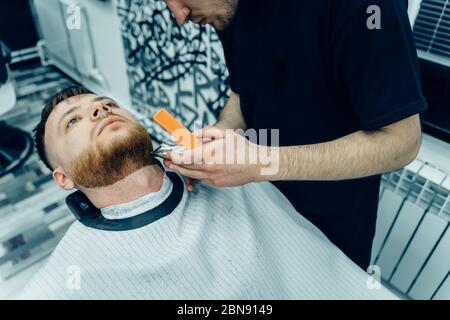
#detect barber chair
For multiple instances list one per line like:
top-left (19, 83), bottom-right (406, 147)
top-left (0, 41), bottom-right (33, 177)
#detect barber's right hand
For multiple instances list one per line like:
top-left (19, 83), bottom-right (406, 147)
top-left (164, 126), bottom-right (221, 192)
top-left (164, 126), bottom-right (263, 189)
top-left (164, 125), bottom-right (202, 192)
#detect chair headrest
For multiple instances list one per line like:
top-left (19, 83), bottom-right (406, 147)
top-left (65, 190), bottom-right (101, 221)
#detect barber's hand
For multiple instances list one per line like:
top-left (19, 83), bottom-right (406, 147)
top-left (164, 126), bottom-right (268, 188)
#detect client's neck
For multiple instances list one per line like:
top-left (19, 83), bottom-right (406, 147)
top-left (81, 165), bottom-right (165, 209)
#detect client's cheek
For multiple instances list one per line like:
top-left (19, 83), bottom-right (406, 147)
top-left (64, 143), bottom-right (88, 159)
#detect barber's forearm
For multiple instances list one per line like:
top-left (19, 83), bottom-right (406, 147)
top-left (265, 115), bottom-right (422, 181)
top-left (215, 91), bottom-right (246, 130)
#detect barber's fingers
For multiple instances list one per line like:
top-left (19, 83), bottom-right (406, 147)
top-left (170, 139), bottom-right (221, 165)
top-left (194, 126), bottom-right (226, 142)
top-left (169, 146), bottom-right (204, 165)
top-left (167, 163), bottom-right (210, 180)
top-left (164, 159), bottom-right (213, 172)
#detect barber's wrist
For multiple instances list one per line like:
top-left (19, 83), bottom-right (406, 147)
top-left (253, 145), bottom-right (283, 182)
top-left (214, 120), bottom-right (231, 130)
top-left (214, 118), bottom-right (246, 131)
top-left (269, 146), bottom-right (303, 182)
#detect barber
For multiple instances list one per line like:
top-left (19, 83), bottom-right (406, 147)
top-left (163, 0), bottom-right (427, 269)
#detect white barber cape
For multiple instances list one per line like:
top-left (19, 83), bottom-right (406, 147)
top-left (20, 172), bottom-right (397, 300)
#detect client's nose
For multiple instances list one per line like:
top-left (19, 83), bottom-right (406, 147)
top-left (91, 103), bottom-right (112, 121)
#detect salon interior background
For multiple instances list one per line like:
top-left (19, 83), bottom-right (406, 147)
top-left (0, 0), bottom-right (449, 299)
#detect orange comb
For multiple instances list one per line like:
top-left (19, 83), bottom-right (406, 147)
top-left (153, 108), bottom-right (199, 149)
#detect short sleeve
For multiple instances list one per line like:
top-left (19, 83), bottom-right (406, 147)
top-left (334, 0), bottom-right (427, 131)
top-left (217, 28), bottom-right (239, 94)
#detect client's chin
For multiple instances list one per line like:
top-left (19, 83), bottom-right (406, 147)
top-left (68, 123), bottom-right (155, 189)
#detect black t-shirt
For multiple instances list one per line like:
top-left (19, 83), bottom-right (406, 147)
top-left (218, 0), bottom-right (427, 269)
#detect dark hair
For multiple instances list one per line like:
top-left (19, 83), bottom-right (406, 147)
top-left (33, 86), bottom-right (93, 171)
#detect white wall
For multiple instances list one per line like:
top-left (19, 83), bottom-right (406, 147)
top-left (33, 0), bottom-right (131, 107)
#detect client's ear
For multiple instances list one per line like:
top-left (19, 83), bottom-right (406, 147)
top-left (52, 167), bottom-right (76, 190)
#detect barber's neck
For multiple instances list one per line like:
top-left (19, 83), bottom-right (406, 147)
top-left (80, 164), bottom-right (165, 209)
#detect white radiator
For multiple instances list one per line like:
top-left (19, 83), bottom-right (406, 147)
top-left (371, 157), bottom-right (450, 300)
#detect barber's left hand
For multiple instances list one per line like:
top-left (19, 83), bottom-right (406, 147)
top-left (164, 126), bottom-right (265, 188)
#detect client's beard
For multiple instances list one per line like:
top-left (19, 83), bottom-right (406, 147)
top-left (67, 122), bottom-right (156, 188)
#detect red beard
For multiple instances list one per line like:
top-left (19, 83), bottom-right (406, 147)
top-left (68, 122), bottom-right (156, 188)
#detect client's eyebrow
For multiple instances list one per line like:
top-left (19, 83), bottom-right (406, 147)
top-left (58, 105), bottom-right (81, 133)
